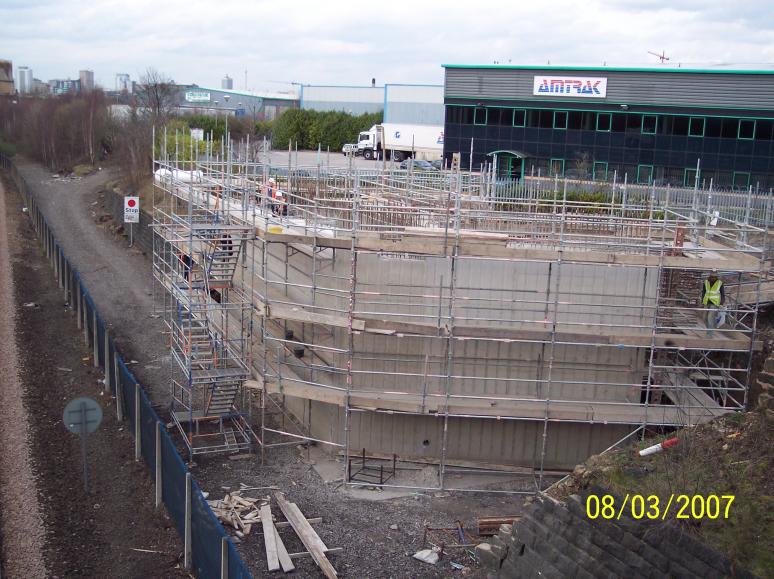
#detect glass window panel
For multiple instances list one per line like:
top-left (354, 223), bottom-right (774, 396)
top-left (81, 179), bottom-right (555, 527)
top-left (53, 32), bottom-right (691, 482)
top-left (705, 118), bottom-right (722, 138)
top-left (641, 115), bottom-right (657, 134)
top-left (721, 118), bottom-right (737, 138)
top-left (513, 109), bottom-right (526, 127)
top-left (596, 113), bottom-right (611, 131)
top-left (611, 114), bottom-right (626, 132)
top-left (474, 107), bottom-right (487, 125)
top-left (553, 111), bottom-right (568, 129)
top-left (738, 119), bottom-right (755, 139)
top-left (689, 117), bottom-right (705, 137)
top-left (673, 116), bottom-right (690, 136)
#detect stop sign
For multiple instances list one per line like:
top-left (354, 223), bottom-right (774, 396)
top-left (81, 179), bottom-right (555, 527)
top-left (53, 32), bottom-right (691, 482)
top-left (124, 196), bottom-right (140, 223)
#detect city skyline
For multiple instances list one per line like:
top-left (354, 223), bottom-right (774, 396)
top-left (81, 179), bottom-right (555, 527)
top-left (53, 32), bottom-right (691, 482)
top-left (3, 0), bottom-right (774, 94)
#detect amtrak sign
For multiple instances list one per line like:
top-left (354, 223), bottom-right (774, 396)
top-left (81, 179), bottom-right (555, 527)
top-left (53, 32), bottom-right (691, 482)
top-left (533, 76), bottom-right (607, 98)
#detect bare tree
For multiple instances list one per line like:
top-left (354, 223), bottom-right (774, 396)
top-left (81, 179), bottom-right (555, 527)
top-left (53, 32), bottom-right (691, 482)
top-left (134, 68), bottom-right (176, 123)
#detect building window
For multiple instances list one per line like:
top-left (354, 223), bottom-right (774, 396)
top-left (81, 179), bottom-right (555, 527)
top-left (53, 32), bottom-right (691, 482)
top-left (684, 168), bottom-right (699, 188)
top-left (738, 119), bottom-right (756, 140)
top-left (637, 164), bottom-right (654, 185)
top-left (596, 113), bottom-right (611, 132)
top-left (553, 111), bottom-right (568, 130)
top-left (550, 158), bottom-right (565, 177)
top-left (733, 171), bottom-right (751, 189)
top-left (513, 109), bottom-right (526, 127)
top-left (689, 117), bottom-right (705, 137)
top-left (641, 115), bottom-right (657, 135)
top-left (493, 108), bottom-right (513, 126)
top-left (474, 107), bottom-right (487, 125)
top-left (593, 161), bottom-right (608, 181)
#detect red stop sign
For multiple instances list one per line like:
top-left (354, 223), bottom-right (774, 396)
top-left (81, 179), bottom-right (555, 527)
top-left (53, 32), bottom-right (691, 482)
top-left (127, 199), bottom-right (137, 208)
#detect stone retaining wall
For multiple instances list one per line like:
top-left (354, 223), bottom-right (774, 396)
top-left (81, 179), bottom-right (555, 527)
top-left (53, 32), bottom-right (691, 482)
top-left (477, 489), bottom-right (756, 579)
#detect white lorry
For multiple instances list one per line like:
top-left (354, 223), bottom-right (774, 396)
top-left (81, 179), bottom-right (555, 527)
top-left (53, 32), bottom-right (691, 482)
top-left (356, 123), bottom-right (444, 162)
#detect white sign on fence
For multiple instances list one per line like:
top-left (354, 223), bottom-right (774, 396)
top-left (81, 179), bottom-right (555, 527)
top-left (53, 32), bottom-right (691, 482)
top-left (124, 196), bottom-right (140, 223)
top-left (533, 76), bottom-right (607, 98)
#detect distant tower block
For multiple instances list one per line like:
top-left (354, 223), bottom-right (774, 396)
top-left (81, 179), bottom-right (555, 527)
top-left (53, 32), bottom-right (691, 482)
top-left (222, 75), bottom-right (233, 90)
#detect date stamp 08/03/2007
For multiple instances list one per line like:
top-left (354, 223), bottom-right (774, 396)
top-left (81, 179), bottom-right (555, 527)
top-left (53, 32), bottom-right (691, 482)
top-left (585, 494), bottom-right (735, 521)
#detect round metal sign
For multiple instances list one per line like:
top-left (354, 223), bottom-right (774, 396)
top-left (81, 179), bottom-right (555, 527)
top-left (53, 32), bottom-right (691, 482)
top-left (63, 397), bottom-right (103, 434)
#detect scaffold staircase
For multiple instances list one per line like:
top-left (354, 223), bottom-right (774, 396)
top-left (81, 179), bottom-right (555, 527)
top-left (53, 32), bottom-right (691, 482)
top-left (155, 213), bottom-right (256, 458)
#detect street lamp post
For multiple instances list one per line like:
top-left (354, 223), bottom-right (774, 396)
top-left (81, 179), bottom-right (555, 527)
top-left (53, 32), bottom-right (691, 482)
top-left (223, 94), bottom-right (231, 140)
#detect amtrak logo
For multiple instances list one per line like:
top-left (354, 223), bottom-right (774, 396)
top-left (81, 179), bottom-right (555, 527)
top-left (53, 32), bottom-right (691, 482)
top-left (538, 79), bottom-right (602, 95)
top-left (533, 76), bottom-right (607, 99)
top-left (394, 131), bottom-right (401, 138)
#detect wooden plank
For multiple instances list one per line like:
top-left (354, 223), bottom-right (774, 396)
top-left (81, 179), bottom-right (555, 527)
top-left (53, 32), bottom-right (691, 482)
top-left (275, 492), bottom-right (338, 579)
top-left (274, 524), bottom-right (295, 573)
top-left (289, 547), bottom-right (344, 560)
top-left (260, 505), bottom-right (280, 572)
top-left (287, 502), bottom-right (328, 552)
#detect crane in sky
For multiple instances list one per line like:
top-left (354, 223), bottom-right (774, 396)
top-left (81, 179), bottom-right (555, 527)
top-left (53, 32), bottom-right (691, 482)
top-left (648, 50), bottom-right (670, 64)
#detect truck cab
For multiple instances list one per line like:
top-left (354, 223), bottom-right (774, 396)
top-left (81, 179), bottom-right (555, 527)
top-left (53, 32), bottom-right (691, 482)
top-left (357, 128), bottom-right (378, 160)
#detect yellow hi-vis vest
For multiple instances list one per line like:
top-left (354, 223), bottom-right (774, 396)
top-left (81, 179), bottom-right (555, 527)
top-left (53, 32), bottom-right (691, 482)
top-left (703, 279), bottom-right (722, 306)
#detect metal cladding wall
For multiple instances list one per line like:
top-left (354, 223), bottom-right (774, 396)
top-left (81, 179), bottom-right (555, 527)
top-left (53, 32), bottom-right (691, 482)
top-left (384, 84), bottom-right (444, 125)
top-left (444, 66), bottom-right (774, 112)
top-left (301, 85), bottom-right (384, 114)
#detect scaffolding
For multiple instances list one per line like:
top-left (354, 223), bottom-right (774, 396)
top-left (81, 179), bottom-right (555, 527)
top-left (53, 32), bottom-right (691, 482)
top-left (152, 134), bottom-right (257, 458)
top-left (152, 137), bottom-right (767, 490)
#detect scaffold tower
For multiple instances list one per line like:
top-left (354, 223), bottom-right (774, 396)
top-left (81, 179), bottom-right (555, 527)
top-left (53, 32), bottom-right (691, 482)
top-left (153, 155), bottom-right (256, 458)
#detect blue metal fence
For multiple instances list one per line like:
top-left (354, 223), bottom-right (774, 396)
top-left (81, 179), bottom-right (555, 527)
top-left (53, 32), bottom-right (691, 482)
top-left (1, 155), bottom-right (252, 579)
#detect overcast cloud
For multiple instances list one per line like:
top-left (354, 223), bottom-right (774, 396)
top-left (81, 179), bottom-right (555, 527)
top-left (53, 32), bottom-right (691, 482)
top-left (3, 0), bottom-right (774, 92)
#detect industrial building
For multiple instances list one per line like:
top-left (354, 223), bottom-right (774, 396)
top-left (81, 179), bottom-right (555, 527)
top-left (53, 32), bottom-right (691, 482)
top-left (301, 82), bottom-right (444, 125)
top-left (152, 135), bottom-right (765, 491)
top-left (173, 85), bottom-right (297, 120)
top-left (442, 65), bottom-right (774, 189)
top-left (79, 69), bottom-right (94, 92)
top-left (15, 65), bottom-right (32, 94)
top-left (384, 84), bottom-right (444, 125)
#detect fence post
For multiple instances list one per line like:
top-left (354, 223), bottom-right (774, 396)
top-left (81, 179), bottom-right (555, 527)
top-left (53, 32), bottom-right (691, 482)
top-left (221, 536), bottom-right (228, 579)
top-left (155, 422), bottom-right (162, 508)
top-left (63, 260), bottom-right (69, 302)
top-left (135, 382), bottom-right (141, 461)
top-left (184, 472), bottom-right (192, 570)
top-left (115, 352), bottom-right (123, 421)
top-left (92, 310), bottom-right (99, 368)
top-left (82, 295), bottom-right (89, 346)
top-left (76, 283), bottom-right (82, 330)
top-left (104, 330), bottom-right (111, 392)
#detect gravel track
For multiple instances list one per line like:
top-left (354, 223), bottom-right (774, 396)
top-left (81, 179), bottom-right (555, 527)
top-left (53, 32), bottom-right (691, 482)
top-left (0, 175), bottom-right (48, 579)
top-left (12, 159), bottom-right (174, 404)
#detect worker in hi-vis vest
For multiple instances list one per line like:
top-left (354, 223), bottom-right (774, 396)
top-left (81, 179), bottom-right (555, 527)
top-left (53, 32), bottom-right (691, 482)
top-left (701, 269), bottom-right (725, 337)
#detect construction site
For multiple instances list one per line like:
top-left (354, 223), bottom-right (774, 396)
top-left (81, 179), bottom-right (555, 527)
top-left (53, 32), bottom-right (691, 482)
top-left (151, 138), bottom-right (768, 494)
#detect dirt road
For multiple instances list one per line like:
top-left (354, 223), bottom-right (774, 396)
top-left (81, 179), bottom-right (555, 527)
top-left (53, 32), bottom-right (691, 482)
top-left (11, 160), bottom-right (174, 405)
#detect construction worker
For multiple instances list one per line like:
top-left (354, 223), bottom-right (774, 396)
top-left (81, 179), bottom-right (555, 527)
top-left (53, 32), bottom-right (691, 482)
top-left (701, 268), bottom-right (725, 337)
top-left (269, 179), bottom-right (287, 217)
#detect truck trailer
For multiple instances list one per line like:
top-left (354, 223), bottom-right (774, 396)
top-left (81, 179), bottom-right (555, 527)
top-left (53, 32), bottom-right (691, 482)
top-left (356, 123), bottom-right (444, 162)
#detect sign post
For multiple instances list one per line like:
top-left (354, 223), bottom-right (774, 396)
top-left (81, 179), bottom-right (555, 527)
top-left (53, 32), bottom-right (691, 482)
top-left (124, 196), bottom-right (140, 247)
top-left (63, 397), bottom-right (103, 493)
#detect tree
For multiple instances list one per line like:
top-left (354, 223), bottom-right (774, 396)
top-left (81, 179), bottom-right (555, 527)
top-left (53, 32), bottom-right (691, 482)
top-left (134, 68), bottom-right (176, 123)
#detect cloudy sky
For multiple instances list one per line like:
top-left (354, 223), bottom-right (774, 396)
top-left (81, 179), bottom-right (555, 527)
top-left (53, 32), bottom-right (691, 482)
top-left (3, 0), bottom-right (774, 92)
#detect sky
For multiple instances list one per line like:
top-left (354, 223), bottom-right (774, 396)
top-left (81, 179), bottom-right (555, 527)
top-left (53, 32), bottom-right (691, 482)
top-left (3, 0), bottom-right (774, 93)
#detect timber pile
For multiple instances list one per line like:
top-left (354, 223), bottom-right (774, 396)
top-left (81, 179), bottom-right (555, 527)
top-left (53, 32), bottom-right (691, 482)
top-left (207, 490), bottom-right (267, 539)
